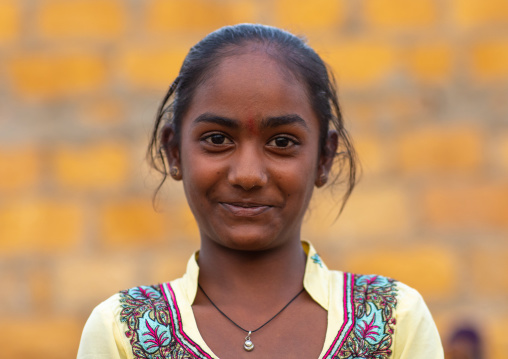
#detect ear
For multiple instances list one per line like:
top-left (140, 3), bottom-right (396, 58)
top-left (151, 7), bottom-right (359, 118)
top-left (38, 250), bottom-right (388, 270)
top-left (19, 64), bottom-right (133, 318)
top-left (315, 130), bottom-right (338, 188)
top-left (161, 125), bottom-right (182, 180)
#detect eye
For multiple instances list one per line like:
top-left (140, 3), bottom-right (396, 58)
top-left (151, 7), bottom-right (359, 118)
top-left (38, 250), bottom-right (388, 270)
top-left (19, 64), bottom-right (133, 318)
top-left (267, 136), bottom-right (298, 148)
top-left (203, 133), bottom-right (233, 145)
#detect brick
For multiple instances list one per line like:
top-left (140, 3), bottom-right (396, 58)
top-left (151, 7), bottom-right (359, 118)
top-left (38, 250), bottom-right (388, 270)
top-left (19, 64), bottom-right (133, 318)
top-left (471, 246), bottom-right (508, 296)
top-left (353, 134), bottom-right (390, 175)
top-left (169, 202), bottom-right (201, 241)
top-left (51, 142), bottom-right (129, 190)
top-left (364, 0), bottom-right (437, 29)
top-left (379, 93), bottom-right (427, 125)
top-left (422, 182), bottom-right (508, 229)
top-left (274, 0), bottom-right (344, 30)
top-left (0, 268), bottom-right (27, 314)
top-left (405, 43), bottom-right (453, 83)
top-left (0, 146), bottom-right (40, 192)
top-left (323, 40), bottom-right (395, 86)
top-left (10, 52), bottom-right (107, 99)
top-left (0, 0), bottom-right (20, 44)
top-left (119, 47), bottom-right (188, 89)
top-left (0, 199), bottom-right (83, 253)
top-left (341, 100), bottom-right (377, 130)
top-left (305, 183), bottom-right (411, 238)
top-left (0, 318), bottom-right (82, 359)
top-left (486, 315), bottom-right (508, 359)
top-left (397, 126), bottom-right (484, 174)
top-left (471, 40), bottom-right (508, 81)
top-left (340, 184), bottom-right (411, 237)
top-left (80, 98), bottom-right (125, 124)
top-left (0, 263), bottom-right (54, 315)
top-left (152, 196), bottom-right (201, 240)
top-left (149, 247), bottom-right (196, 284)
top-left (344, 245), bottom-right (458, 299)
top-left (28, 266), bottom-right (53, 314)
top-left (145, 0), bottom-right (257, 33)
top-left (37, 0), bottom-right (126, 40)
top-left (53, 255), bottom-right (139, 312)
top-left (452, 0), bottom-right (508, 28)
top-left (100, 197), bottom-right (168, 246)
top-left (493, 132), bottom-right (508, 172)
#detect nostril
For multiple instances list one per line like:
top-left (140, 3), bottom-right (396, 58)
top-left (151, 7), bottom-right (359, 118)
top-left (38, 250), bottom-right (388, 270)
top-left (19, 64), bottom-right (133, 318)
top-left (227, 149), bottom-right (268, 190)
top-left (230, 176), bottom-right (267, 191)
top-left (228, 167), bottom-right (268, 191)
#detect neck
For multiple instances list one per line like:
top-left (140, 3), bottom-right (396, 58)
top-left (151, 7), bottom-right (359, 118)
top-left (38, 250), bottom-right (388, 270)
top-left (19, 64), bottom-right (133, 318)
top-left (197, 238), bottom-right (307, 301)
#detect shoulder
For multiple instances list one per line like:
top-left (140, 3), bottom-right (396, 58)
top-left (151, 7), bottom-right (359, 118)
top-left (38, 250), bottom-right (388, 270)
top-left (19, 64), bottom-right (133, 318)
top-left (78, 284), bottom-right (172, 359)
top-left (82, 293), bottom-right (124, 333)
top-left (352, 273), bottom-right (398, 294)
top-left (83, 284), bottom-right (168, 326)
top-left (338, 272), bottom-right (443, 359)
top-left (77, 293), bottom-right (129, 359)
top-left (338, 272), bottom-right (432, 312)
top-left (390, 281), bottom-right (444, 358)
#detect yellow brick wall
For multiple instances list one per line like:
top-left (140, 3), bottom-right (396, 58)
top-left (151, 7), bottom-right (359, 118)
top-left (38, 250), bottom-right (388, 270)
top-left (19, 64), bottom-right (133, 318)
top-left (1, 0), bottom-right (507, 357)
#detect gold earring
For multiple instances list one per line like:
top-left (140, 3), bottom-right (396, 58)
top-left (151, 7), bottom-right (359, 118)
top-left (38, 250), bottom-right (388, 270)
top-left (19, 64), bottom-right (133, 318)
top-left (170, 166), bottom-right (180, 179)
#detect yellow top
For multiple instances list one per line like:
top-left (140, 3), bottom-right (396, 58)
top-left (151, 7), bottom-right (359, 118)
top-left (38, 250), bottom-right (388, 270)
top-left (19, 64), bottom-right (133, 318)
top-left (77, 242), bottom-right (444, 359)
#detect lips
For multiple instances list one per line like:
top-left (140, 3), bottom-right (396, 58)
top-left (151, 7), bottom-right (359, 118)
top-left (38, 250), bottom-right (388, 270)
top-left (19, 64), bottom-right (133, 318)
top-left (220, 202), bottom-right (273, 217)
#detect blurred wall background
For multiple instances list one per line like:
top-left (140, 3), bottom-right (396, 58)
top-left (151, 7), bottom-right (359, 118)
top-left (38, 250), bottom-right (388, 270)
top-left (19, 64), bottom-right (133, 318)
top-left (0, 0), bottom-right (507, 358)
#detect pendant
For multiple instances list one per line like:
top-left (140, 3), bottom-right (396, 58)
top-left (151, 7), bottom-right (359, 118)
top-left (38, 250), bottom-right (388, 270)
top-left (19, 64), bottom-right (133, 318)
top-left (243, 331), bottom-right (254, 351)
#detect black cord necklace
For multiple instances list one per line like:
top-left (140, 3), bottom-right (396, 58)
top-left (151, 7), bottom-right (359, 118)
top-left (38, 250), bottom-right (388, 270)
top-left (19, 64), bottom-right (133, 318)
top-left (198, 283), bottom-right (305, 352)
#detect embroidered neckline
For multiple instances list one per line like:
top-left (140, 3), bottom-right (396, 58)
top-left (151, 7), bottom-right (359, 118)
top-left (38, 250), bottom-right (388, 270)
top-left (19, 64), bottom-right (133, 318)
top-left (119, 273), bottom-right (397, 359)
top-left (323, 273), bottom-right (356, 358)
top-left (161, 283), bottom-right (213, 359)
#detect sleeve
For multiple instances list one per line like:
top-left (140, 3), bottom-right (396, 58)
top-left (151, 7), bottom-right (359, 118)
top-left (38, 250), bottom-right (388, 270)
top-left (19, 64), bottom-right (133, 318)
top-left (77, 294), bottom-right (131, 359)
top-left (392, 282), bottom-right (444, 359)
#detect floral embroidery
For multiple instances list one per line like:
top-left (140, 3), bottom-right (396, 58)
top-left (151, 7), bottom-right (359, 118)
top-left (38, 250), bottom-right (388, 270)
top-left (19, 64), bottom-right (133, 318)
top-left (323, 273), bottom-right (356, 359)
top-left (120, 285), bottom-right (198, 359)
top-left (311, 253), bottom-right (324, 268)
top-left (138, 311), bottom-right (171, 353)
top-left (120, 274), bottom-right (398, 359)
top-left (337, 274), bottom-right (398, 359)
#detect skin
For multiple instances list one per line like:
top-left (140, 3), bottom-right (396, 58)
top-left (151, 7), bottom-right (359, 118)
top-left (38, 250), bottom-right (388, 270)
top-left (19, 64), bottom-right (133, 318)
top-left (165, 47), bottom-right (338, 358)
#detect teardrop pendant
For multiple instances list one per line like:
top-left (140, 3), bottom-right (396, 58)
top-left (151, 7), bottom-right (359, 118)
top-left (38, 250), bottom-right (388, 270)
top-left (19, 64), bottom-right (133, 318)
top-left (243, 331), bottom-right (254, 351)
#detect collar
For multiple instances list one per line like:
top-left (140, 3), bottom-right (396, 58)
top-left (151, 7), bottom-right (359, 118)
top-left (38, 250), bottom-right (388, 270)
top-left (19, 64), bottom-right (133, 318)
top-left (180, 241), bottom-right (330, 310)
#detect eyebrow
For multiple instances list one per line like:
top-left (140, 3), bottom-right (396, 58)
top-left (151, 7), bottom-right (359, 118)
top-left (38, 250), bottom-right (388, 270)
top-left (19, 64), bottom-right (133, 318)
top-left (192, 113), bottom-right (308, 129)
top-left (261, 114), bottom-right (308, 129)
top-left (192, 113), bottom-right (240, 129)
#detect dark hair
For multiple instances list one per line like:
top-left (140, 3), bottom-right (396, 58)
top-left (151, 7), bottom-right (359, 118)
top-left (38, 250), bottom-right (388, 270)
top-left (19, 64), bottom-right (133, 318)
top-left (148, 23), bottom-right (358, 214)
top-left (449, 326), bottom-right (483, 359)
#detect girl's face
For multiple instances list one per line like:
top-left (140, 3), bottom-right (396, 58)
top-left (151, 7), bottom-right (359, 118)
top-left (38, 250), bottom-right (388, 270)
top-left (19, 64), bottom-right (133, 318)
top-left (168, 51), bottom-right (336, 251)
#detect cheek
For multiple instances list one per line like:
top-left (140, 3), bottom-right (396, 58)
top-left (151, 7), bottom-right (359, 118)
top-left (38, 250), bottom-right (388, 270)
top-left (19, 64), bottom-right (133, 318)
top-left (180, 144), bottom-right (219, 206)
top-left (273, 158), bottom-right (317, 199)
top-left (183, 156), bottom-right (220, 192)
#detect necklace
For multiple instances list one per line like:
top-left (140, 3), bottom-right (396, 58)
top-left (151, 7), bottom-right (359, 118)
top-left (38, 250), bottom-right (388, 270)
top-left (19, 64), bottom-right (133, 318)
top-left (198, 283), bottom-right (304, 352)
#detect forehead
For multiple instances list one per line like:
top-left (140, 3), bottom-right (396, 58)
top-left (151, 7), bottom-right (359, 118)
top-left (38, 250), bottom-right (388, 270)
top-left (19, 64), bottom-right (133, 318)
top-left (185, 52), bottom-right (316, 123)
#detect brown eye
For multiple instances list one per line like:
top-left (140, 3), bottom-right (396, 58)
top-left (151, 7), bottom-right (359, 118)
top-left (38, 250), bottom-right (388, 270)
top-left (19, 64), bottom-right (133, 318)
top-left (275, 137), bottom-right (290, 147)
top-left (267, 136), bottom-right (297, 148)
top-left (204, 134), bottom-right (233, 145)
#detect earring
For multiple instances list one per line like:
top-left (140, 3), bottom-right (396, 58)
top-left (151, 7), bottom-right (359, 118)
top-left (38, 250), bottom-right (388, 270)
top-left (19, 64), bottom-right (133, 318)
top-left (170, 166), bottom-right (180, 179)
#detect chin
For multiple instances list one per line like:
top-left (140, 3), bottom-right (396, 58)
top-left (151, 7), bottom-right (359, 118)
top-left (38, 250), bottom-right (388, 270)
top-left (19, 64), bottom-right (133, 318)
top-left (215, 230), bottom-right (281, 252)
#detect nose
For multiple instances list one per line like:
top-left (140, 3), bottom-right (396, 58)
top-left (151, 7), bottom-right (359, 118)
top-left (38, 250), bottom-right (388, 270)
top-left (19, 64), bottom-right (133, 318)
top-left (227, 146), bottom-right (268, 190)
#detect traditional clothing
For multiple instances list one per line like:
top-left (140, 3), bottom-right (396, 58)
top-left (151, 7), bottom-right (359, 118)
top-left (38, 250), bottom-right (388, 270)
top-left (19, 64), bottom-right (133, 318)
top-left (77, 242), bottom-right (444, 358)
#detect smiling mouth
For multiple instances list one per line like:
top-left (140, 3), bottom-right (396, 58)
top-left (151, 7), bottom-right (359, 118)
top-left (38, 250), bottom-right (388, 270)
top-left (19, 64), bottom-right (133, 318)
top-left (220, 202), bottom-right (272, 217)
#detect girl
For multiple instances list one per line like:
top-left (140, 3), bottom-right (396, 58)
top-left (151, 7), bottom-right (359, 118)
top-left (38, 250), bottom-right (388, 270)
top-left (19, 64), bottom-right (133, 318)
top-left (77, 24), bottom-right (443, 359)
